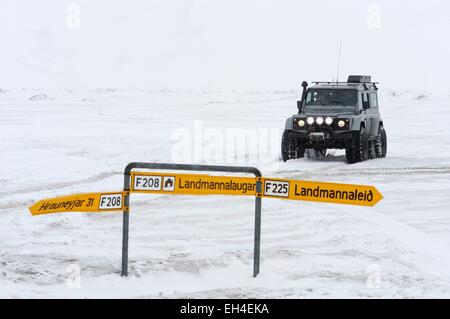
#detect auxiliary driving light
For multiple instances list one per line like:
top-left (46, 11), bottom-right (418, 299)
top-left (325, 117), bottom-right (333, 125)
top-left (316, 117), bottom-right (324, 125)
top-left (306, 117), bottom-right (315, 125)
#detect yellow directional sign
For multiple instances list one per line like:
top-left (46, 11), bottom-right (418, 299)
top-left (263, 178), bottom-right (383, 207)
top-left (28, 174), bottom-right (382, 216)
top-left (29, 192), bottom-right (126, 216)
top-left (131, 172), bottom-right (257, 196)
top-left (130, 172), bottom-right (383, 207)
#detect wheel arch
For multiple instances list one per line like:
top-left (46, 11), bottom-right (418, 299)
top-left (284, 116), bottom-right (294, 130)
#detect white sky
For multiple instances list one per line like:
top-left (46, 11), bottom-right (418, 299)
top-left (0, 0), bottom-right (449, 91)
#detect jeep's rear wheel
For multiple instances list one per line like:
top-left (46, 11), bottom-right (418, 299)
top-left (375, 126), bottom-right (387, 158)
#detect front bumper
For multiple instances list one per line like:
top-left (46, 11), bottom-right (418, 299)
top-left (286, 129), bottom-right (354, 149)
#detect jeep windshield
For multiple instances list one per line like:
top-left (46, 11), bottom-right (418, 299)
top-left (305, 89), bottom-right (357, 107)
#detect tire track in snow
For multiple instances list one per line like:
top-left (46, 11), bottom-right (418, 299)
top-left (0, 170), bottom-right (121, 200)
top-left (326, 166), bottom-right (450, 176)
top-left (276, 160), bottom-right (450, 178)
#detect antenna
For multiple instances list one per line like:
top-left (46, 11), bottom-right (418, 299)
top-left (336, 39), bottom-right (342, 83)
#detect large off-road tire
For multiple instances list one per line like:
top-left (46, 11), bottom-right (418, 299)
top-left (375, 126), bottom-right (387, 158)
top-left (305, 148), bottom-right (327, 159)
top-left (368, 140), bottom-right (377, 159)
top-left (281, 131), bottom-right (304, 162)
top-left (345, 126), bottom-right (369, 164)
top-left (345, 148), bottom-right (354, 163)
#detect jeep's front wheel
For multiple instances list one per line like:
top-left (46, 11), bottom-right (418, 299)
top-left (346, 126), bottom-right (369, 164)
top-left (281, 131), bottom-right (304, 162)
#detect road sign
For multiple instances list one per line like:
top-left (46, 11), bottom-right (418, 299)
top-left (29, 192), bottom-right (125, 216)
top-left (28, 175), bottom-right (382, 217)
top-left (131, 172), bottom-right (257, 196)
top-left (263, 178), bottom-right (383, 207)
top-left (26, 162), bottom-right (385, 280)
top-left (130, 172), bottom-right (382, 206)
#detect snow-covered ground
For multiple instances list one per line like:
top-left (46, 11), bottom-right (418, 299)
top-left (1, 88), bottom-right (450, 298)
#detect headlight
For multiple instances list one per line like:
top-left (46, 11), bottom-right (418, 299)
top-left (306, 117), bottom-right (315, 125)
top-left (316, 117), bottom-right (324, 125)
top-left (338, 120), bottom-right (346, 128)
top-left (298, 119), bottom-right (305, 127)
top-left (325, 117), bottom-right (333, 125)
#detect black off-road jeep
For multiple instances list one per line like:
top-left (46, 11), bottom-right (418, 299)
top-left (282, 75), bottom-right (387, 164)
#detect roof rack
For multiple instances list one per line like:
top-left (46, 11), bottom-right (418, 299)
top-left (312, 81), bottom-right (379, 85)
top-left (310, 81), bottom-right (379, 91)
top-left (312, 81), bottom-right (354, 84)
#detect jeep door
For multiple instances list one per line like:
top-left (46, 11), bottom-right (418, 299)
top-left (361, 91), bottom-right (373, 136)
top-left (369, 92), bottom-right (380, 135)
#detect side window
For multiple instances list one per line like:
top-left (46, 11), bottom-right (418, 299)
top-left (362, 92), bottom-right (370, 109)
top-left (370, 93), bottom-right (378, 108)
top-left (306, 91), bottom-right (318, 104)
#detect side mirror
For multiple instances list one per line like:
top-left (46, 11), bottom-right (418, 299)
top-left (297, 100), bottom-right (303, 113)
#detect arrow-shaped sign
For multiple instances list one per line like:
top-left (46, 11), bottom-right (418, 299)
top-left (29, 192), bottom-right (125, 216)
top-left (262, 178), bottom-right (383, 207)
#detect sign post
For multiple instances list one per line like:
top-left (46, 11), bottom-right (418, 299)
top-left (121, 162), bottom-right (263, 278)
top-left (254, 177), bottom-right (262, 278)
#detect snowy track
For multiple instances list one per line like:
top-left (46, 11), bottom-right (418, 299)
top-left (1, 89), bottom-right (450, 298)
